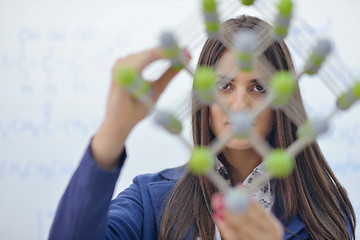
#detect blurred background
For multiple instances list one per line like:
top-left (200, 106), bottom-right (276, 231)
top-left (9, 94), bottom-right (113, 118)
top-left (0, 0), bottom-right (359, 239)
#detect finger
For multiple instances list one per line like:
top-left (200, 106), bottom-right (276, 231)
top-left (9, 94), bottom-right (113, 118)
top-left (222, 211), bottom-right (273, 240)
top-left (245, 200), bottom-right (279, 232)
top-left (233, 212), bottom-right (275, 240)
top-left (235, 202), bottom-right (284, 240)
top-left (244, 200), bottom-right (269, 227)
top-left (238, 220), bottom-right (283, 240)
top-left (212, 193), bottom-right (239, 240)
top-left (112, 47), bottom-right (166, 77)
top-left (221, 201), bottom-right (263, 236)
top-left (214, 216), bottom-right (241, 240)
top-left (237, 225), bottom-right (268, 240)
top-left (151, 66), bottom-right (180, 101)
top-left (213, 190), bottom-right (247, 234)
top-left (264, 213), bottom-right (284, 239)
top-left (221, 211), bottom-right (248, 240)
top-left (127, 47), bottom-right (166, 71)
top-left (222, 206), bottom-right (247, 230)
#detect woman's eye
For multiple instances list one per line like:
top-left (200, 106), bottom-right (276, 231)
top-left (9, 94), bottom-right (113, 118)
top-left (218, 82), bottom-right (232, 90)
top-left (252, 84), bottom-right (266, 93)
top-left (216, 75), bottom-right (233, 91)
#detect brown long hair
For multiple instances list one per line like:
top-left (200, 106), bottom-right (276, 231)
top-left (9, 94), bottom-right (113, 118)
top-left (159, 15), bottom-right (356, 240)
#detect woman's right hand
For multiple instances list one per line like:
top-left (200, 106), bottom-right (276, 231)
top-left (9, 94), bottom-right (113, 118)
top-left (91, 47), bottom-right (186, 169)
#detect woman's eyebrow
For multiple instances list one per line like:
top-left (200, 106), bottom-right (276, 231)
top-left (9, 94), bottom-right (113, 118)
top-left (217, 75), bottom-right (258, 82)
top-left (217, 74), bottom-right (234, 82)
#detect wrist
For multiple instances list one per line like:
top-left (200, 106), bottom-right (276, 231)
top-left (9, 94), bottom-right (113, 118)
top-left (91, 118), bottom-right (132, 170)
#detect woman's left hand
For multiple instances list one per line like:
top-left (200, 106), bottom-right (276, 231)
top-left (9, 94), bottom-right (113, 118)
top-left (211, 193), bottom-right (284, 240)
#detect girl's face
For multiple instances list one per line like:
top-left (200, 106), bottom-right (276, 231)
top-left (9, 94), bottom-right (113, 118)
top-left (210, 51), bottom-right (274, 150)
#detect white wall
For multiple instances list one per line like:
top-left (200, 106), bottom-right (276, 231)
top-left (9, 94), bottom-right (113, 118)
top-left (0, 0), bottom-right (359, 239)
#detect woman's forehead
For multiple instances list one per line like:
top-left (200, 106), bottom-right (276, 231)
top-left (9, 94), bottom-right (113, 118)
top-left (215, 51), bottom-right (239, 79)
top-left (215, 51), bottom-right (257, 79)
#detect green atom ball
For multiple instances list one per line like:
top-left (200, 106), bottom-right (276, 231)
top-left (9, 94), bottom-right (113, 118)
top-left (132, 80), bottom-right (151, 99)
top-left (115, 66), bottom-right (137, 87)
top-left (278, 0), bottom-right (293, 16)
top-left (264, 149), bottom-right (294, 178)
top-left (274, 25), bottom-right (288, 38)
top-left (164, 47), bottom-right (180, 59)
top-left (205, 22), bottom-right (220, 33)
top-left (271, 71), bottom-right (296, 95)
top-left (336, 93), bottom-right (351, 110)
top-left (270, 71), bottom-right (296, 106)
top-left (203, 0), bottom-right (217, 12)
top-left (188, 147), bottom-right (214, 175)
top-left (352, 81), bottom-right (360, 98)
top-left (241, 0), bottom-right (255, 6)
top-left (167, 115), bottom-right (183, 135)
top-left (296, 121), bottom-right (314, 139)
top-left (194, 67), bottom-right (217, 91)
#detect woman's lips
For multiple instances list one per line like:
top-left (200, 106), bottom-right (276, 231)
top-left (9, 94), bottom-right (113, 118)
top-left (225, 121), bottom-right (256, 126)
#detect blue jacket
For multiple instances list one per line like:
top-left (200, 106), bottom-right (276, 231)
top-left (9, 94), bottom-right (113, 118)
top-left (49, 143), bottom-right (350, 239)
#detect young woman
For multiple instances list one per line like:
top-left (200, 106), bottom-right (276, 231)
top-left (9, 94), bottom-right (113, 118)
top-left (49, 15), bottom-right (356, 240)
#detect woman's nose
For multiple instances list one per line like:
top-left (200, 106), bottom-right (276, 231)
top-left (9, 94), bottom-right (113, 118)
top-left (228, 89), bottom-right (251, 111)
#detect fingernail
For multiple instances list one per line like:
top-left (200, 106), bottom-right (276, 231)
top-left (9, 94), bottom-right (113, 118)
top-left (212, 193), bottom-right (225, 212)
top-left (214, 212), bottom-right (224, 222)
top-left (217, 202), bottom-right (225, 211)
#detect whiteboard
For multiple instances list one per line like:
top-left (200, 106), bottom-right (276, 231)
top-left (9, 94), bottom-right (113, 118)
top-left (0, 0), bottom-right (359, 239)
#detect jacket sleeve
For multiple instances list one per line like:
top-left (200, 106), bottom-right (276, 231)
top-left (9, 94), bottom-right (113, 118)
top-left (104, 178), bottom-right (144, 240)
top-left (48, 140), bottom-right (144, 240)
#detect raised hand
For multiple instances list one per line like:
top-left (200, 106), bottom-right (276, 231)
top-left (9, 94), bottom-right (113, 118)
top-left (91, 47), bottom-right (186, 169)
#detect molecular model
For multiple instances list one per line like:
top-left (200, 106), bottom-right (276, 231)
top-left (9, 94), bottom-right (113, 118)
top-left (116, 0), bottom-right (360, 213)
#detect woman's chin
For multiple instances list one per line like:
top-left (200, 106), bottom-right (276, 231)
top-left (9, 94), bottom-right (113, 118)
top-left (225, 138), bottom-right (253, 150)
